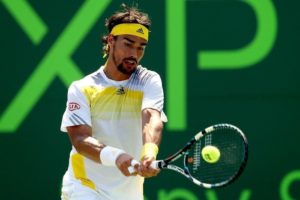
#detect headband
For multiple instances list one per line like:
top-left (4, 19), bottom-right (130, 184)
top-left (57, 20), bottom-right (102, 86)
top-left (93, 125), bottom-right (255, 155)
top-left (110, 23), bottom-right (149, 41)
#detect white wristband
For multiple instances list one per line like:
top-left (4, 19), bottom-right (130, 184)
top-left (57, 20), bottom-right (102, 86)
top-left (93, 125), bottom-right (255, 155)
top-left (100, 146), bottom-right (125, 166)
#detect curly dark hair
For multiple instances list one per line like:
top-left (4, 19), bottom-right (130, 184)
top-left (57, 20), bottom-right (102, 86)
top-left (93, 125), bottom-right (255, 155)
top-left (101, 4), bottom-right (151, 57)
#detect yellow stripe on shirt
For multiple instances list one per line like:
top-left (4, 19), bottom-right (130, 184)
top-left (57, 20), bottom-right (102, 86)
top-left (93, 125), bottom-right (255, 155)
top-left (82, 86), bottom-right (143, 120)
top-left (71, 153), bottom-right (96, 190)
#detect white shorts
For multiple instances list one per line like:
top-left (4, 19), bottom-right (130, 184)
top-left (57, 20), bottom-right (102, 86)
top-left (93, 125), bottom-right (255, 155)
top-left (61, 171), bottom-right (144, 200)
top-left (61, 173), bottom-right (102, 200)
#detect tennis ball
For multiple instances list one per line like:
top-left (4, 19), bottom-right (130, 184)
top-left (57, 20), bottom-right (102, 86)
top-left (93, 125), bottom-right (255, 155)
top-left (201, 145), bottom-right (220, 163)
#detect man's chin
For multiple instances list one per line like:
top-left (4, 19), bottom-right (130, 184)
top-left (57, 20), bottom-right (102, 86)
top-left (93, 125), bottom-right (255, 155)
top-left (117, 64), bottom-right (137, 75)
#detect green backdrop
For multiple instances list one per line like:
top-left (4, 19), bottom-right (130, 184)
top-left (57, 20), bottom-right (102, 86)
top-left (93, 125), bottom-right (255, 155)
top-left (0, 0), bottom-right (299, 199)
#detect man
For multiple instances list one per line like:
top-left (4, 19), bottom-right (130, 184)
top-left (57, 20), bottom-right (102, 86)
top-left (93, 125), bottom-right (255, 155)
top-left (60, 4), bottom-right (167, 200)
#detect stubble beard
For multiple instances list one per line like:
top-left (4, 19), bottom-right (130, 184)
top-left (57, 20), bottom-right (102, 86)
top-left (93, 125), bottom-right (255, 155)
top-left (112, 47), bottom-right (137, 75)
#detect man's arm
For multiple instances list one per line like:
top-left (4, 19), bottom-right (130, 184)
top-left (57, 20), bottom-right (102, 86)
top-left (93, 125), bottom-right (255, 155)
top-left (142, 108), bottom-right (163, 145)
top-left (138, 108), bottom-right (163, 177)
top-left (66, 125), bottom-right (135, 176)
top-left (67, 125), bottom-right (104, 163)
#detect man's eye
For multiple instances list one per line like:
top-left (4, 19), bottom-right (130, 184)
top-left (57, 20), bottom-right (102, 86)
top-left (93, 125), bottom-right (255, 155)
top-left (138, 46), bottom-right (145, 51)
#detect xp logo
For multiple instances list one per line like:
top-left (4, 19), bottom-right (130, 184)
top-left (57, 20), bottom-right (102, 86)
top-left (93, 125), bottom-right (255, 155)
top-left (0, 0), bottom-right (278, 133)
top-left (68, 102), bottom-right (81, 111)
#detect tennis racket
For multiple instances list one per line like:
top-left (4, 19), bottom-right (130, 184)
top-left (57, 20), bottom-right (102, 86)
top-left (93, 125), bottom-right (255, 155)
top-left (129, 123), bottom-right (248, 188)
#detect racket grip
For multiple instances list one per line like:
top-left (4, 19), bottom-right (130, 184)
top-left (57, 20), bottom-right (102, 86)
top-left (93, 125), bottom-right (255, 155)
top-left (150, 160), bottom-right (159, 169)
top-left (128, 160), bottom-right (160, 174)
top-left (128, 159), bottom-right (140, 174)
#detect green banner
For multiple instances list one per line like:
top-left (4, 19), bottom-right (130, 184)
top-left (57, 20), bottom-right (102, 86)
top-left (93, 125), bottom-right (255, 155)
top-left (0, 0), bottom-right (299, 199)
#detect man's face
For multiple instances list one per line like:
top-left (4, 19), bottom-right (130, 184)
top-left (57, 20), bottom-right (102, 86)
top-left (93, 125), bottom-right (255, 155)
top-left (110, 34), bottom-right (147, 75)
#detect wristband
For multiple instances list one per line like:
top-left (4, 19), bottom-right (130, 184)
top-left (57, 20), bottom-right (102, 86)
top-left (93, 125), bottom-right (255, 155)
top-left (100, 146), bottom-right (125, 166)
top-left (140, 143), bottom-right (159, 160)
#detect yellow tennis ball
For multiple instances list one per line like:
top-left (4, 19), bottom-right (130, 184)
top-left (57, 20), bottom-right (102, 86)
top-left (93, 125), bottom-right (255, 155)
top-left (201, 145), bottom-right (220, 163)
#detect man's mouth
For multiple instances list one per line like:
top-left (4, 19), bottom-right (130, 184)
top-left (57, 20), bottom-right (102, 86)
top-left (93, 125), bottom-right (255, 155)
top-left (123, 58), bottom-right (137, 66)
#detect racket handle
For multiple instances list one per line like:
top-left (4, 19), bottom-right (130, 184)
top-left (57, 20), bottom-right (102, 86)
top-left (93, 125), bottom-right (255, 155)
top-left (127, 160), bottom-right (160, 174)
top-left (128, 159), bottom-right (140, 174)
top-left (150, 160), bottom-right (159, 169)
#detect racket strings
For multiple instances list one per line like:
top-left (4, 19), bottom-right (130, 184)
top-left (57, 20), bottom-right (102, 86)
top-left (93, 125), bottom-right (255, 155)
top-left (186, 129), bottom-right (246, 185)
top-left (205, 134), bottom-right (212, 145)
top-left (192, 142), bottom-right (201, 171)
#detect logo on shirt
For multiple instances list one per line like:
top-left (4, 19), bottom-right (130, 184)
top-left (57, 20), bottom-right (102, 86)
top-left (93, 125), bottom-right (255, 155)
top-left (68, 102), bottom-right (80, 111)
top-left (116, 86), bottom-right (126, 95)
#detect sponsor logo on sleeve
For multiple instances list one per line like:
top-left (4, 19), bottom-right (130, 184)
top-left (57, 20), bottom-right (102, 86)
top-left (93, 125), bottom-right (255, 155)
top-left (68, 102), bottom-right (80, 111)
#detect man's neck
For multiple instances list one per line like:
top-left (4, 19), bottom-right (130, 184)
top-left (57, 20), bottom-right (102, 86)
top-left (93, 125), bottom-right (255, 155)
top-left (103, 60), bottom-right (130, 81)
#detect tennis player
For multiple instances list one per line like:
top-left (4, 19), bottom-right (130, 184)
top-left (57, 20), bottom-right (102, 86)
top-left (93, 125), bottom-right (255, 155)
top-left (60, 4), bottom-right (167, 200)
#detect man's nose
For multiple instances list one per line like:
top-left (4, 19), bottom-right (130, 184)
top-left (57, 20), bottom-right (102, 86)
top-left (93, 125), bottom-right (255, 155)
top-left (127, 48), bottom-right (138, 60)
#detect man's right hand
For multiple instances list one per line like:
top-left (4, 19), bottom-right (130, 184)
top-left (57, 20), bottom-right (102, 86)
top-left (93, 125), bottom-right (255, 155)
top-left (116, 154), bottom-right (138, 176)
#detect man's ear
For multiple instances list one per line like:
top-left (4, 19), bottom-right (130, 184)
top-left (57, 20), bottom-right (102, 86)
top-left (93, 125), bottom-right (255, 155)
top-left (107, 34), bottom-right (115, 45)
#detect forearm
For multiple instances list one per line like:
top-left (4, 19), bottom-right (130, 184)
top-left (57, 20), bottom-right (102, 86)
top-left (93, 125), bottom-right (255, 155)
top-left (138, 108), bottom-right (163, 177)
top-left (67, 125), bottom-right (134, 176)
top-left (142, 115), bottom-right (163, 145)
top-left (72, 135), bottom-right (105, 163)
top-left (67, 125), bottom-right (124, 165)
top-left (141, 109), bottom-right (163, 160)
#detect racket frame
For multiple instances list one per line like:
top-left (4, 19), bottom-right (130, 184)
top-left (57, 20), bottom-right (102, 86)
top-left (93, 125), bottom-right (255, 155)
top-left (153, 123), bottom-right (248, 188)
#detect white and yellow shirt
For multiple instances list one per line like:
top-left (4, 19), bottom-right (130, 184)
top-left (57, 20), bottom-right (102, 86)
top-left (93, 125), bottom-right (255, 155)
top-left (60, 65), bottom-right (166, 200)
